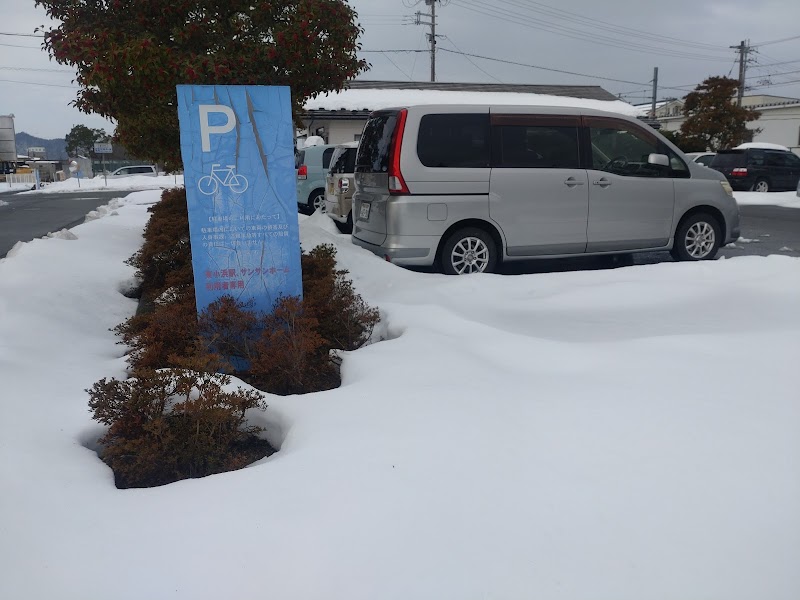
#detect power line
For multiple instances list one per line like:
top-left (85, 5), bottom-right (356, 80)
top-left (441, 35), bottom-right (503, 83)
top-left (363, 47), bottom-right (697, 92)
top-left (450, 0), bottom-right (733, 62)
top-left (0, 42), bottom-right (41, 49)
top-left (494, 0), bottom-right (730, 52)
top-left (751, 34), bottom-right (800, 47)
top-left (435, 48), bottom-right (649, 86)
top-left (0, 66), bottom-right (73, 73)
top-left (0, 78), bottom-right (77, 89)
top-left (0, 31), bottom-right (43, 37)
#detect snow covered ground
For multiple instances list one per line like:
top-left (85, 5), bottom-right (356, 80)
top-left (734, 190), bottom-right (800, 208)
top-left (1, 189), bottom-right (799, 600)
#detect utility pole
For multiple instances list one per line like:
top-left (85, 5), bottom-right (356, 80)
top-left (414, 0), bottom-right (441, 82)
top-left (650, 67), bottom-right (659, 118)
top-left (731, 40), bottom-right (750, 106)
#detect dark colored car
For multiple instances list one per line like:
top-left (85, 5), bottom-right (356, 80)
top-left (710, 147), bottom-right (800, 192)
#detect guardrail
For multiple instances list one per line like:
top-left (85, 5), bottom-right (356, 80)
top-left (6, 174), bottom-right (36, 185)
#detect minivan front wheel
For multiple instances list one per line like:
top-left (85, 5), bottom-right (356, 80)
top-left (752, 178), bottom-right (770, 193)
top-left (441, 228), bottom-right (497, 275)
top-left (671, 213), bottom-right (721, 261)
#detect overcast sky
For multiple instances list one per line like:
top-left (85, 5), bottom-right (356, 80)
top-left (1, 0), bottom-right (799, 139)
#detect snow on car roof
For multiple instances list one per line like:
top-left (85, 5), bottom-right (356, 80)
top-left (304, 87), bottom-right (640, 116)
top-left (734, 142), bottom-right (791, 151)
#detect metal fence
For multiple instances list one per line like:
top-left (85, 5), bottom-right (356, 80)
top-left (6, 174), bottom-right (35, 185)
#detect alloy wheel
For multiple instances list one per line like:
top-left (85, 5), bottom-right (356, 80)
top-left (450, 237), bottom-right (490, 274)
top-left (685, 221), bottom-right (716, 259)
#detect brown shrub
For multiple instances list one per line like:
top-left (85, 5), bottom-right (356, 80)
top-left (87, 369), bottom-right (271, 489)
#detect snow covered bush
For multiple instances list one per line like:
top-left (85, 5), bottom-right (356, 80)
top-left (87, 370), bottom-right (270, 488)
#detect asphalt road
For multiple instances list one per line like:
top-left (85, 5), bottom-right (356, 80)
top-left (0, 189), bottom-right (135, 258)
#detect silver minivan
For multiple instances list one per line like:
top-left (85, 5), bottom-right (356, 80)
top-left (352, 105), bottom-right (740, 274)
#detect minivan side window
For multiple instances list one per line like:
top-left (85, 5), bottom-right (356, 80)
top-left (322, 148), bottom-right (335, 169)
top-left (492, 123), bottom-right (580, 169)
top-left (417, 114), bottom-right (490, 168)
top-left (587, 117), bottom-right (686, 178)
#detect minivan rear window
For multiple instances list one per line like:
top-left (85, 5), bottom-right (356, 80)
top-left (417, 114), bottom-right (490, 168)
top-left (711, 151), bottom-right (746, 168)
top-left (356, 111), bottom-right (399, 173)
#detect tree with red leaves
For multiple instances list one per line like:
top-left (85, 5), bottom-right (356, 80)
top-left (679, 76), bottom-right (761, 151)
top-left (36, 0), bottom-right (367, 168)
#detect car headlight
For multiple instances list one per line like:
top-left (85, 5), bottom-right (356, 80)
top-left (720, 181), bottom-right (734, 197)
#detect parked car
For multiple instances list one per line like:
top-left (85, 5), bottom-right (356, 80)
top-left (352, 105), bottom-right (740, 275)
top-left (709, 146), bottom-right (800, 192)
top-left (325, 141), bottom-right (359, 233)
top-left (685, 152), bottom-right (716, 167)
top-left (108, 165), bottom-right (157, 178)
top-left (296, 143), bottom-right (336, 213)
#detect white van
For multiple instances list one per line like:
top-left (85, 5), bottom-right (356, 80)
top-left (352, 105), bottom-right (740, 274)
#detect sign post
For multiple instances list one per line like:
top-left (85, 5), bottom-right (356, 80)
top-left (93, 142), bottom-right (113, 186)
top-left (176, 85), bottom-right (302, 318)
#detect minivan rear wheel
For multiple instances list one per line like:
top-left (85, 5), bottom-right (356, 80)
top-left (670, 213), bottom-right (722, 261)
top-left (752, 178), bottom-right (770, 193)
top-left (441, 228), bottom-right (497, 275)
top-left (309, 189), bottom-right (326, 212)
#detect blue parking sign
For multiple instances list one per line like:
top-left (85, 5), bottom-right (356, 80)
top-left (177, 85), bottom-right (302, 316)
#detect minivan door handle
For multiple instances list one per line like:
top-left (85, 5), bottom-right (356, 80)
top-left (564, 177), bottom-right (585, 187)
top-left (593, 178), bottom-right (612, 188)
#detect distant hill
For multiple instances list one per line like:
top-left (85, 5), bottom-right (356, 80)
top-left (15, 132), bottom-right (67, 160)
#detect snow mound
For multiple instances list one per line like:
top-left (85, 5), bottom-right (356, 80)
top-left (0, 199), bottom-right (8, 207)
top-left (45, 229), bottom-right (79, 241)
top-left (303, 135), bottom-right (326, 148)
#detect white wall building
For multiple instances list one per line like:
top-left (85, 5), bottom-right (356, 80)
top-left (644, 95), bottom-right (800, 153)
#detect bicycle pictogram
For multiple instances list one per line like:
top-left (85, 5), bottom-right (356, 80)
top-left (198, 164), bottom-right (249, 195)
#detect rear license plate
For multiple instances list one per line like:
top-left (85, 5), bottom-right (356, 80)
top-left (359, 202), bottom-right (371, 220)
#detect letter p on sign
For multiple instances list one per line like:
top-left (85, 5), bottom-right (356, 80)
top-left (199, 105), bottom-right (236, 152)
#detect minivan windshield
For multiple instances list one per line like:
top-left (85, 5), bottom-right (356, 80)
top-left (356, 112), bottom-right (399, 173)
top-left (711, 151), bottom-right (746, 168)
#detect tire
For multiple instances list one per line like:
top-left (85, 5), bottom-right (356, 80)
top-left (670, 213), bottom-right (722, 261)
top-left (309, 189), bottom-right (326, 212)
top-left (440, 228), bottom-right (497, 275)
top-left (752, 178), bottom-right (770, 193)
top-left (197, 175), bottom-right (217, 195)
top-left (334, 212), bottom-right (353, 234)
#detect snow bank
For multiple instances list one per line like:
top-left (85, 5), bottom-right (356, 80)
top-left (734, 190), bottom-right (800, 208)
top-left (21, 173), bottom-right (184, 194)
top-left (305, 87), bottom-right (640, 116)
top-left (1, 188), bottom-right (799, 600)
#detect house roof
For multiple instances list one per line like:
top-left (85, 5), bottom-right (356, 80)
top-left (345, 80), bottom-right (619, 101)
top-left (302, 80), bottom-right (638, 118)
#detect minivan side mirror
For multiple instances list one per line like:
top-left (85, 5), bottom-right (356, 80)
top-left (648, 153), bottom-right (669, 167)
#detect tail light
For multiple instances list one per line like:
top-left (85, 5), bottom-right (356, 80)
top-left (297, 165), bottom-right (307, 180)
top-left (388, 109), bottom-right (409, 195)
top-left (731, 168), bottom-right (748, 177)
top-left (338, 177), bottom-right (350, 193)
